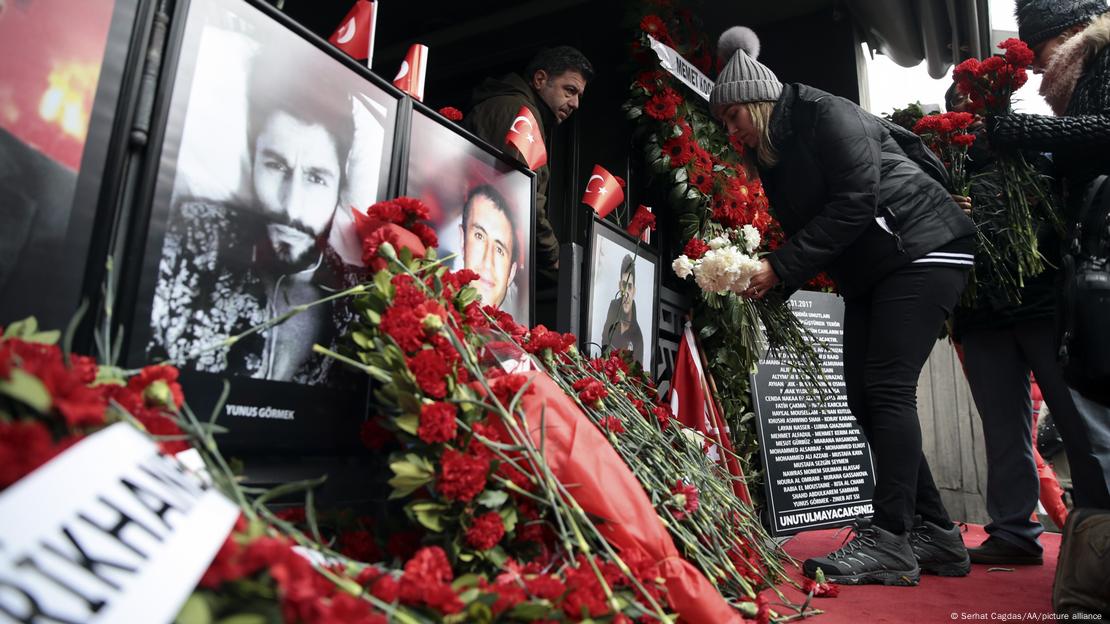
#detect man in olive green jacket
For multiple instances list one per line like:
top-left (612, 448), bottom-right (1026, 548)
top-left (463, 46), bottom-right (593, 280)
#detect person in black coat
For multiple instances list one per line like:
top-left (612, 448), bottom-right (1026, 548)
top-left (987, 0), bottom-right (1110, 511)
top-left (710, 27), bottom-right (977, 586)
top-left (945, 84), bottom-right (1083, 566)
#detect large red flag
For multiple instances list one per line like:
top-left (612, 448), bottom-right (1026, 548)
top-left (516, 372), bottom-right (744, 623)
top-left (328, 0), bottom-right (377, 64)
top-left (581, 164), bottom-right (624, 218)
top-left (392, 43), bottom-right (428, 101)
top-left (670, 323), bottom-right (752, 505)
top-left (505, 105), bottom-right (547, 170)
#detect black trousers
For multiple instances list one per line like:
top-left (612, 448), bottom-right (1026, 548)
top-left (962, 320), bottom-right (1078, 553)
top-left (843, 263), bottom-right (969, 534)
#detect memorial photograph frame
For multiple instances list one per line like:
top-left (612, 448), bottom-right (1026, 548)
top-left (583, 217), bottom-right (659, 374)
top-left (0, 0), bottom-right (151, 337)
top-left (401, 100), bottom-right (537, 328)
top-left (117, 0), bottom-right (409, 454)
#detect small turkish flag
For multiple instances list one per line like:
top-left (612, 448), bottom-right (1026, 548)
top-left (393, 43), bottom-right (428, 101)
top-left (581, 164), bottom-right (624, 218)
top-left (328, 0), bottom-right (377, 64)
top-left (505, 106), bottom-right (547, 170)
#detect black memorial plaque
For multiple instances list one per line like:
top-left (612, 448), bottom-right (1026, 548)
top-left (751, 291), bottom-right (876, 536)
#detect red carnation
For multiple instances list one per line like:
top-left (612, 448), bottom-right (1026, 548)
top-left (407, 349), bottom-right (451, 399)
top-left (626, 204), bottom-right (656, 238)
top-left (409, 222), bottom-right (439, 249)
top-left (489, 372), bottom-right (532, 407)
top-left (444, 268), bottom-right (480, 290)
top-left (653, 404), bottom-right (672, 430)
top-left (422, 584), bottom-right (464, 614)
top-left (670, 480), bottom-right (700, 520)
top-left (465, 511), bottom-right (506, 550)
top-left (524, 574), bottom-right (565, 600)
top-left (370, 574), bottom-right (400, 603)
top-left (598, 415), bottom-right (626, 434)
top-left (339, 529), bottom-right (382, 563)
top-left (951, 133), bottom-right (976, 147)
top-left (522, 325), bottom-right (576, 355)
top-left (682, 237), bottom-right (710, 260)
top-left (438, 106), bottom-right (464, 121)
top-left (366, 200), bottom-right (407, 224)
top-left (127, 364), bottom-right (185, 410)
top-left (402, 545), bottom-right (453, 585)
top-left (380, 305), bottom-right (425, 353)
top-left (417, 401), bottom-right (457, 444)
top-left (572, 377), bottom-right (608, 407)
top-left (0, 420), bottom-right (78, 488)
top-left (437, 449), bottom-right (490, 502)
top-left (802, 576), bottom-right (840, 598)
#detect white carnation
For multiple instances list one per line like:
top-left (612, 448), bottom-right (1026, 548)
top-left (707, 236), bottom-right (730, 250)
top-left (694, 247), bottom-right (742, 293)
top-left (728, 255), bottom-right (764, 293)
top-left (672, 255), bottom-right (695, 279)
top-left (740, 225), bottom-right (761, 253)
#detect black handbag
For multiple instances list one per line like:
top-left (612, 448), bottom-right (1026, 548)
top-left (1059, 175), bottom-right (1110, 402)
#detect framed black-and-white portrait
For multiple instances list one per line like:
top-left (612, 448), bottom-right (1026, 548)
top-left (0, 0), bottom-right (145, 332)
top-left (584, 217), bottom-right (658, 373)
top-left (404, 103), bottom-right (535, 327)
top-left (121, 0), bottom-right (404, 452)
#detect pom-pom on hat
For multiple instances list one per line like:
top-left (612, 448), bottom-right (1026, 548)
top-left (710, 26), bottom-right (783, 114)
top-left (1015, 0), bottom-right (1107, 47)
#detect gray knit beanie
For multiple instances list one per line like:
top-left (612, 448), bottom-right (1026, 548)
top-left (709, 26), bottom-right (783, 113)
top-left (1016, 0), bottom-right (1107, 47)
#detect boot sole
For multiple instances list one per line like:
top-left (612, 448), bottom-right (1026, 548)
top-left (969, 553), bottom-right (1043, 566)
top-left (921, 557), bottom-right (971, 577)
top-left (816, 567), bottom-right (921, 586)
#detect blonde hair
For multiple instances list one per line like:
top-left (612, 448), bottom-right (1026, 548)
top-left (744, 101), bottom-right (778, 169)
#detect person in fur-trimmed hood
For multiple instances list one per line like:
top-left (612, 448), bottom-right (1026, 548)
top-left (987, 0), bottom-right (1110, 514)
top-left (991, 0), bottom-right (1110, 211)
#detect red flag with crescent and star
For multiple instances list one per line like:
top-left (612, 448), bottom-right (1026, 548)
top-left (328, 0), bottom-right (377, 64)
top-left (393, 43), bottom-right (428, 101)
top-left (505, 105), bottom-right (547, 171)
top-left (581, 164), bottom-right (625, 218)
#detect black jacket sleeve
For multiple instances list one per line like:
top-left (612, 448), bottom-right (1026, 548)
top-left (989, 47), bottom-right (1110, 152)
top-left (767, 98), bottom-right (882, 288)
top-left (990, 111), bottom-right (1110, 151)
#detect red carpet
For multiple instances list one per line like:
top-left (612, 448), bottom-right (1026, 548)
top-left (763, 524), bottom-right (1061, 623)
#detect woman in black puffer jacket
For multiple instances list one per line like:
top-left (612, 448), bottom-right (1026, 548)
top-left (986, 0), bottom-right (1110, 510)
top-left (709, 27), bottom-right (976, 587)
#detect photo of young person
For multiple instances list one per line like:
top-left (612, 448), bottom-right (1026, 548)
top-left (460, 185), bottom-right (519, 310)
top-left (406, 109), bottom-right (533, 324)
top-left (585, 219), bottom-right (657, 371)
top-left (132, 0), bottom-right (397, 386)
top-left (602, 255), bottom-right (644, 363)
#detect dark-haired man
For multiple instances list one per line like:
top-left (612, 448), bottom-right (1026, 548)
top-left (602, 255), bottom-right (643, 364)
top-left (464, 45), bottom-right (594, 280)
top-left (150, 51), bottom-right (354, 384)
top-left (460, 185), bottom-right (518, 309)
